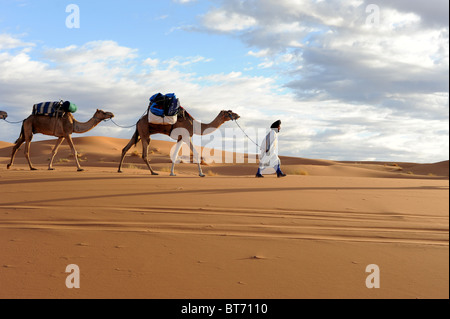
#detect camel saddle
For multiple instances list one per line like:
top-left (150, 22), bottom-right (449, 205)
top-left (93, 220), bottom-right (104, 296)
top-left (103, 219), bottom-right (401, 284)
top-left (32, 101), bottom-right (77, 117)
top-left (149, 93), bottom-right (180, 117)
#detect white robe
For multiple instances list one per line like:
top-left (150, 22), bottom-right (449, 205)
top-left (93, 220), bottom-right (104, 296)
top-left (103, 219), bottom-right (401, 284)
top-left (258, 128), bottom-right (281, 175)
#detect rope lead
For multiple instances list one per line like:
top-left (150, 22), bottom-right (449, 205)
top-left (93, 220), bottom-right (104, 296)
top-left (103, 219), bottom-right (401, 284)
top-left (2, 119), bottom-right (23, 124)
top-left (230, 116), bottom-right (261, 149)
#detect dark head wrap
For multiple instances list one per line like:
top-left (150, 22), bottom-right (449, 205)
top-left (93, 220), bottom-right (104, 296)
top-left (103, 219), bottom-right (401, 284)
top-left (270, 120), bottom-right (281, 129)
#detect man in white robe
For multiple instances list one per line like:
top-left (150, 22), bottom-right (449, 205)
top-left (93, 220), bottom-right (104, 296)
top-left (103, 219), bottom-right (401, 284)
top-left (256, 120), bottom-right (286, 178)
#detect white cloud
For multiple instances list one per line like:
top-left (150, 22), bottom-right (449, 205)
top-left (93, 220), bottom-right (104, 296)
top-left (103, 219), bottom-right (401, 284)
top-left (163, 55), bottom-right (212, 69)
top-left (198, 1), bottom-right (448, 111)
top-left (0, 36), bottom-right (289, 144)
top-left (258, 61), bottom-right (274, 69)
top-left (0, 33), bottom-right (448, 163)
top-left (190, 0), bottom-right (448, 162)
top-left (45, 41), bottom-right (138, 65)
top-left (247, 49), bottom-right (270, 58)
top-left (143, 57), bottom-right (159, 68)
top-left (0, 34), bottom-right (34, 50)
top-left (201, 9), bottom-right (257, 32)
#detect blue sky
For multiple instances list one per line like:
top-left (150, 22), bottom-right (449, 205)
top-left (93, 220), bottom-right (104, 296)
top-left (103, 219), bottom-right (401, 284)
top-left (1, 1), bottom-right (256, 75)
top-left (0, 0), bottom-right (449, 163)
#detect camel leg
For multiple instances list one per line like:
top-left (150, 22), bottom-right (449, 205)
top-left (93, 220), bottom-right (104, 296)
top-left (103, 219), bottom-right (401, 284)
top-left (189, 138), bottom-right (205, 177)
top-left (48, 137), bottom-right (65, 170)
top-left (7, 135), bottom-right (25, 170)
top-left (118, 132), bottom-right (137, 173)
top-left (141, 136), bottom-right (158, 175)
top-left (170, 138), bottom-right (184, 176)
top-left (24, 139), bottom-right (37, 171)
top-left (65, 135), bottom-right (84, 172)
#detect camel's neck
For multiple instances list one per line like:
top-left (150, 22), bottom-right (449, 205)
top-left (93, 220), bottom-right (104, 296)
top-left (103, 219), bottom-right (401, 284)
top-left (73, 116), bottom-right (102, 134)
top-left (193, 114), bottom-right (225, 135)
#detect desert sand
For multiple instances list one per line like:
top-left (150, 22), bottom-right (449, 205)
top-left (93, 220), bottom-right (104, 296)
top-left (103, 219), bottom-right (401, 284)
top-left (0, 136), bottom-right (448, 299)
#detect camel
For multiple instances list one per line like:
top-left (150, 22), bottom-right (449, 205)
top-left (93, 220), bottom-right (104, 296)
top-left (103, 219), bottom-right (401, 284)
top-left (118, 109), bottom-right (240, 177)
top-left (0, 111), bottom-right (7, 120)
top-left (7, 109), bottom-right (114, 171)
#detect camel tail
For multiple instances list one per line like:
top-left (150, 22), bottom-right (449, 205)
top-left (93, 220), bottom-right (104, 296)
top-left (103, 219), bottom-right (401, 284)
top-left (14, 122), bottom-right (25, 144)
top-left (133, 127), bottom-right (141, 147)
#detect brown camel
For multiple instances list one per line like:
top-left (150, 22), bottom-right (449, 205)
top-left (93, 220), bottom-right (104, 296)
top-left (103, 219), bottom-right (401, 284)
top-left (7, 109), bottom-right (114, 171)
top-left (0, 111), bottom-right (7, 120)
top-left (118, 109), bottom-right (240, 177)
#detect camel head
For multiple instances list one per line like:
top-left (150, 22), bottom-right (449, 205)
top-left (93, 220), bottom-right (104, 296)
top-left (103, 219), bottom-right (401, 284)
top-left (94, 109), bottom-right (114, 121)
top-left (221, 110), bottom-right (240, 122)
top-left (0, 111), bottom-right (7, 120)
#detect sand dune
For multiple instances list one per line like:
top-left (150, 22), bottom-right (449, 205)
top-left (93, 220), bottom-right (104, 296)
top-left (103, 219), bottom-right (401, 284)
top-left (0, 136), bottom-right (448, 178)
top-left (0, 136), bottom-right (448, 299)
top-left (0, 141), bottom-right (13, 149)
